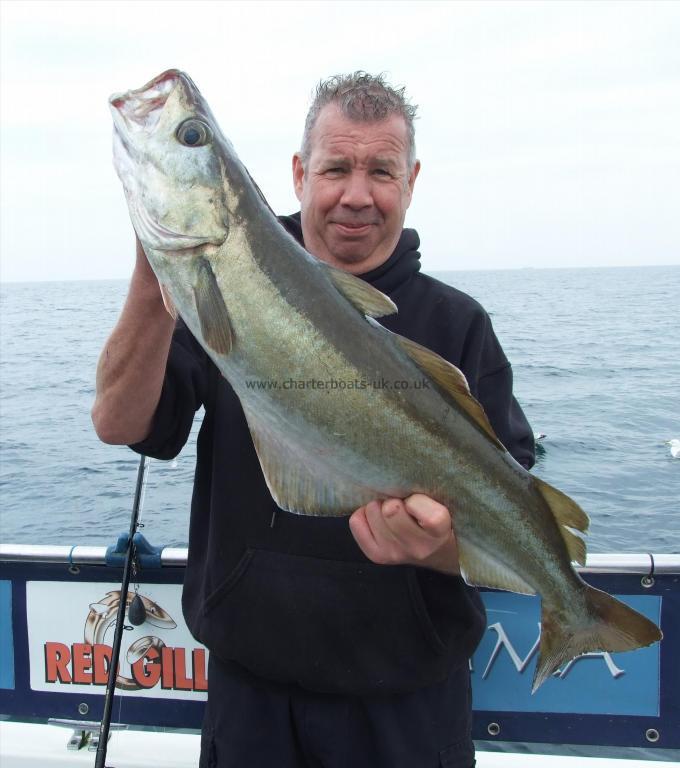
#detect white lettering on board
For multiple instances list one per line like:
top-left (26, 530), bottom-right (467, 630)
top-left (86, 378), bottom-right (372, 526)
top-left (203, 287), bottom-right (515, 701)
top-left (482, 621), bottom-right (625, 680)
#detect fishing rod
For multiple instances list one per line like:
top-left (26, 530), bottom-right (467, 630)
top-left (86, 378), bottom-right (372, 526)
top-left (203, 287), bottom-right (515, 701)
top-left (94, 453), bottom-right (148, 768)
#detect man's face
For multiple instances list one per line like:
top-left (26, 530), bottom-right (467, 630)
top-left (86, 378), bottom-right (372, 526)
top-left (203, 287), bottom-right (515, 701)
top-left (293, 104), bottom-right (420, 274)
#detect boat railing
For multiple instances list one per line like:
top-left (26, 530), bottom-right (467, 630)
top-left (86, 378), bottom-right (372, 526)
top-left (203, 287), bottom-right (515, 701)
top-left (1, 544), bottom-right (679, 574)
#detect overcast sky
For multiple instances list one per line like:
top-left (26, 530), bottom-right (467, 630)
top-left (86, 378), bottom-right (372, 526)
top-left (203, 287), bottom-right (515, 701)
top-left (1, 0), bottom-right (678, 282)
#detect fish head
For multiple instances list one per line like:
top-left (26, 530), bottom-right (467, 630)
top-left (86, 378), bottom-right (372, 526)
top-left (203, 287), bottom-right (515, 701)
top-left (110, 69), bottom-right (229, 254)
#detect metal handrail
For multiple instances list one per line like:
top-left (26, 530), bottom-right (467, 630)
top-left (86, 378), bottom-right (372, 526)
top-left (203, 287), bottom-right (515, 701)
top-left (0, 543), bottom-right (678, 574)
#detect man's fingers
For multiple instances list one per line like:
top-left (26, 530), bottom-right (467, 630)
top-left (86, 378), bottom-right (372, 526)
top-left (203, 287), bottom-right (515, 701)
top-left (350, 500), bottom-right (415, 564)
top-left (403, 494), bottom-right (452, 537)
top-left (379, 498), bottom-right (426, 542)
top-left (349, 504), bottom-right (381, 561)
top-left (381, 498), bottom-right (405, 520)
top-left (364, 498), bottom-right (395, 538)
top-left (349, 497), bottom-right (456, 568)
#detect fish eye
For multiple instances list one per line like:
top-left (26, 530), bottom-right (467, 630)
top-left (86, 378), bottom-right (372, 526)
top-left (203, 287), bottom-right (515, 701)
top-left (176, 118), bottom-right (211, 147)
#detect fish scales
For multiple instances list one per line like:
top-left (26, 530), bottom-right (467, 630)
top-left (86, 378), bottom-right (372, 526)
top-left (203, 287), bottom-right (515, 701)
top-left (212, 217), bottom-right (470, 496)
top-left (109, 69), bottom-right (662, 691)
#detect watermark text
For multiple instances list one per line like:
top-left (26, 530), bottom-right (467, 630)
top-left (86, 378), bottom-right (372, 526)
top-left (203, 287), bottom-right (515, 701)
top-left (245, 377), bottom-right (431, 392)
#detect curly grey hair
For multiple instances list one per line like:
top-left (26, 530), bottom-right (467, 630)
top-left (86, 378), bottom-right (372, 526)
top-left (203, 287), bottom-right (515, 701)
top-left (300, 71), bottom-right (418, 170)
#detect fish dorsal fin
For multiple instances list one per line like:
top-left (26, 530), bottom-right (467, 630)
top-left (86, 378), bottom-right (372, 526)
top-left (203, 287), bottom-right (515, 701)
top-left (327, 266), bottom-right (398, 318)
top-left (193, 257), bottom-right (233, 355)
top-left (396, 334), bottom-right (505, 450)
top-left (534, 476), bottom-right (590, 565)
top-left (243, 407), bottom-right (381, 516)
top-left (458, 537), bottom-right (536, 595)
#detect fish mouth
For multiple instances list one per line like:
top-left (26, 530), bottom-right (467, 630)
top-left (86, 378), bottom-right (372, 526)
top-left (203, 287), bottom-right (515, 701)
top-left (109, 69), bottom-right (186, 134)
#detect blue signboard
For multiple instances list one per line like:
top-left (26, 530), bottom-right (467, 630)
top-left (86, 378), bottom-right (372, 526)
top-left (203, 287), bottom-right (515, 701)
top-left (472, 592), bottom-right (661, 716)
top-left (0, 580), bottom-right (14, 689)
top-left (0, 558), bottom-right (677, 749)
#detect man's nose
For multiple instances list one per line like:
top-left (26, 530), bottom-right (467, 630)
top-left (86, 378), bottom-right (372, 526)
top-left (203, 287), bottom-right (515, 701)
top-left (339, 171), bottom-right (373, 209)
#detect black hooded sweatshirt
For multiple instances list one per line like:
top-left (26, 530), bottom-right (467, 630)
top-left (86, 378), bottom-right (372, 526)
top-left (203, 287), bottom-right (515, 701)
top-left (132, 214), bottom-right (535, 696)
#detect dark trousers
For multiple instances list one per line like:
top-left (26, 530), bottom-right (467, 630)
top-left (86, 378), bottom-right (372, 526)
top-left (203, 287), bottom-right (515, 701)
top-left (200, 655), bottom-right (476, 768)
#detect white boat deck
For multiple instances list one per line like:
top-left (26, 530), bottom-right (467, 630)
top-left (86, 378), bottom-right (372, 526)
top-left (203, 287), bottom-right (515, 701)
top-left (1, 722), bottom-right (678, 767)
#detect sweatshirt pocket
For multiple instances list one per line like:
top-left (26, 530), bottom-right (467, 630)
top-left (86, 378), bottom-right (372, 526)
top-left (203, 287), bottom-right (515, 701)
top-left (199, 548), bottom-right (454, 695)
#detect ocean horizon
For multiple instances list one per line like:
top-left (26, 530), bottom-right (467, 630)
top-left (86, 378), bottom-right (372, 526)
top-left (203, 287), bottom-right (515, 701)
top-left (1, 265), bottom-right (678, 553)
top-left (2, 261), bottom-right (680, 286)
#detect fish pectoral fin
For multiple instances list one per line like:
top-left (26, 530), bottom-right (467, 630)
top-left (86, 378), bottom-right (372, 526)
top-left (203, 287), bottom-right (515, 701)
top-left (396, 335), bottom-right (505, 450)
top-left (243, 408), bottom-right (379, 517)
top-left (534, 476), bottom-right (589, 565)
top-left (193, 257), bottom-right (233, 355)
top-left (458, 538), bottom-right (536, 595)
top-left (159, 283), bottom-right (178, 320)
top-left (327, 266), bottom-right (398, 318)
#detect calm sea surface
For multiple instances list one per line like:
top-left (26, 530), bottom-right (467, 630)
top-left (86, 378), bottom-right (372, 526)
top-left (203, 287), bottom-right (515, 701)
top-left (1, 266), bottom-right (679, 552)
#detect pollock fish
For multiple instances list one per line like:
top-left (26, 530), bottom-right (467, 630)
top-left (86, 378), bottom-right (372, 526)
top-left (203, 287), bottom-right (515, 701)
top-left (109, 70), bottom-right (661, 691)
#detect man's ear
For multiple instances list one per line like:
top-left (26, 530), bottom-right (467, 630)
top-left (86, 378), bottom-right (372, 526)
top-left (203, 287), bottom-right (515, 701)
top-left (407, 159), bottom-right (421, 201)
top-left (292, 153), bottom-right (305, 202)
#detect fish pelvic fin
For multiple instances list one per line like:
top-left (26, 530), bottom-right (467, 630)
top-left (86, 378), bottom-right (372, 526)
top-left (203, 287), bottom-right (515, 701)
top-left (327, 266), bottom-right (398, 318)
top-left (533, 584), bottom-right (663, 693)
top-left (193, 257), bottom-right (233, 355)
top-left (534, 477), bottom-right (589, 565)
top-left (395, 335), bottom-right (505, 450)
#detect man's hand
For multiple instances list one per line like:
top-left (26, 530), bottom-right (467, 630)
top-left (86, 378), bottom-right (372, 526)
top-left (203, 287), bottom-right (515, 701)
top-left (349, 494), bottom-right (460, 576)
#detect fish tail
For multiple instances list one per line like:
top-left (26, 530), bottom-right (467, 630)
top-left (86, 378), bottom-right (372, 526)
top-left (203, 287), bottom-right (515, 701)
top-left (532, 584), bottom-right (662, 693)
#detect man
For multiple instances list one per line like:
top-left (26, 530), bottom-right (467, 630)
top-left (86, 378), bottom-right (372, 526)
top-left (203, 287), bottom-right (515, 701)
top-left (93, 72), bottom-right (534, 768)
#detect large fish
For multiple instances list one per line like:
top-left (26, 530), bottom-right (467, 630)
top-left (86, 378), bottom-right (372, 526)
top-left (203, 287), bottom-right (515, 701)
top-left (109, 70), bottom-right (661, 691)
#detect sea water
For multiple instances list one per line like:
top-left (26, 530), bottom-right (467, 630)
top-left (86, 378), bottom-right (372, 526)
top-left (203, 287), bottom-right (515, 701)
top-left (1, 265), bottom-right (678, 552)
